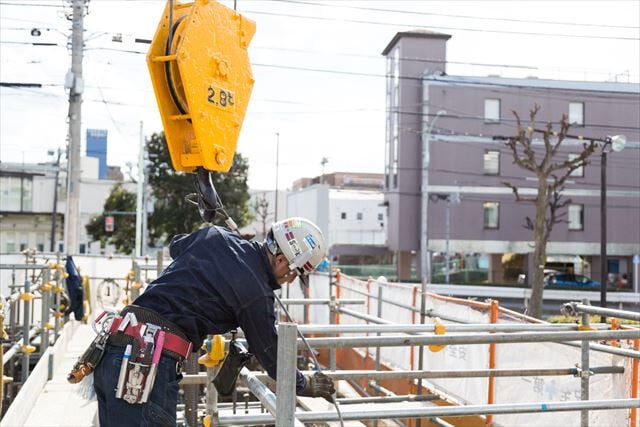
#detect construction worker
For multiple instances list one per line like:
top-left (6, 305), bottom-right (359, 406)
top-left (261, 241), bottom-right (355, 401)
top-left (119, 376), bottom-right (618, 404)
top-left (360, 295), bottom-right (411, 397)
top-left (93, 217), bottom-right (335, 426)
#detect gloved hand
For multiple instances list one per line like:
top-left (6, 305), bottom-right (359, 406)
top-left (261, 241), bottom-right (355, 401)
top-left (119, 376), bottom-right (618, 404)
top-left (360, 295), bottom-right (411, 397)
top-left (299, 371), bottom-right (336, 402)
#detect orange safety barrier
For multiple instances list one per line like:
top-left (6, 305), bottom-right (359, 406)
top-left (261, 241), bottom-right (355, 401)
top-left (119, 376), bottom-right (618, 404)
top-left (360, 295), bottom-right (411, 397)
top-left (365, 277), bottom-right (372, 361)
top-left (487, 299), bottom-right (499, 427)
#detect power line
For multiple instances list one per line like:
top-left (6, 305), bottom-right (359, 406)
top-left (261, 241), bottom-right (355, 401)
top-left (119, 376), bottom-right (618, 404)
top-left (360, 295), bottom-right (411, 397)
top-left (275, 0), bottom-right (640, 31)
top-left (243, 9), bottom-right (640, 41)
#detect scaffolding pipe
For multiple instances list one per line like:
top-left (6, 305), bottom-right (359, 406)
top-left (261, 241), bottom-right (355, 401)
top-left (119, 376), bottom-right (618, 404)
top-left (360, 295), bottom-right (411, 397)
top-left (239, 367), bottom-right (279, 416)
top-left (275, 322), bottom-right (302, 427)
top-left (298, 322), bottom-right (611, 335)
top-left (564, 302), bottom-right (640, 322)
top-left (279, 298), bottom-right (364, 305)
top-left (215, 398), bottom-right (640, 425)
top-left (297, 330), bottom-right (640, 350)
top-left (3, 327), bottom-right (39, 363)
top-left (21, 280), bottom-right (32, 383)
top-left (180, 365), bottom-right (624, 386)
top-left (580, 303), bottom-right (591, 427)
top-left (337, 394), bottom-right (439, 404)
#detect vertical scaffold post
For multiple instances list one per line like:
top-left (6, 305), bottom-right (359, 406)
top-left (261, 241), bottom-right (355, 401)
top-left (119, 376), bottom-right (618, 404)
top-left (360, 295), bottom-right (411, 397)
top-left (629, 338), bottom-right (638, 427)
top-left (41, 268), bottom-right (50, 354)
top-left (411, 285), bottom-right (418, 371)
top-left (375, 286), bottom-right (383, 372)
top-left (329, 295), bottom-right (337, 371)
top-left (487, 299), bottom-right (499, 426)
top-left (184, 353), bottom-right (199, 427)
top-left (276, 322), bottom-right (298, 426)
top-left (130, 261), bottom-right (141, 301)
top-left (54, 254), bottom-right (61, 343)
top-left (21, 280), bottom-right (32, 383)
top-left (156, 250), bottom-right (164, 277)
top-left (580, 299), bottom-right (591, 427)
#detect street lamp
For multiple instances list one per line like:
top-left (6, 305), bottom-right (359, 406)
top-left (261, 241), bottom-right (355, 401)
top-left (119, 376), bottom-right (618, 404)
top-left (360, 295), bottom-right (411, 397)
top-left (600, 134), bottom-right (626, 321)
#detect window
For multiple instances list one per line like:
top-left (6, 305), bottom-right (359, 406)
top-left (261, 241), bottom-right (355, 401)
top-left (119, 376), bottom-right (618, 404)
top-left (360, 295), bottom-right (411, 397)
top-left (79, 243), bottom-right (86, 254)
top-left (483, 202), bottom-right (500, 228)
top-left (378, 213), bottom-right (384, 221)
top-left (568, 204), bottom-right (584, 230)
top-left (356, 212), bottom-right (363, 220)
top-left (341, 212), bottom-right (347, 220)
top-left (484, 99), bottom-right (500, 123)
top-left (569, 102), bottom-right (584, 126)
top-left (0, 176), bottom-right (33, 211)
top-left (569, 154), bottom-right (584, 177)
top-left (484, 150), bottom-right (500, 175)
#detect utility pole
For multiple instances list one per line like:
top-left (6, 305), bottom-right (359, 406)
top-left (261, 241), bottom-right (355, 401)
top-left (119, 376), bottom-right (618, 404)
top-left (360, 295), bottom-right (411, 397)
top-left (136, 121), bottom-right (144, 257)
top-left (63, 0), bottom-right (87, 254)
top-left (275, 132), bottom-right (280, 222)
top-left (49, 148), bottom-right (63, 252)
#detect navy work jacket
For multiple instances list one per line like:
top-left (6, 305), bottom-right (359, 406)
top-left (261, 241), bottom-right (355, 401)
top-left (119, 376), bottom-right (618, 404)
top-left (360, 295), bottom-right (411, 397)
top-left (134, 226), bottom-right (306, 393)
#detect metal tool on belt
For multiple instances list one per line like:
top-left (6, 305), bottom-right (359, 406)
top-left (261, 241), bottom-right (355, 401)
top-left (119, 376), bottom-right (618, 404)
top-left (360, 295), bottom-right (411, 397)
top-left (67, 310), bottom-right (115, 384)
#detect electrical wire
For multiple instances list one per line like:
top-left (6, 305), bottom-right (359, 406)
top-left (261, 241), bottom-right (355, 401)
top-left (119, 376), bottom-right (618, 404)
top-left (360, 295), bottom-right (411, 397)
top-left (274, 0), bottom-right (640, 31)
top-left (243, 9), bottom-right (640, 41)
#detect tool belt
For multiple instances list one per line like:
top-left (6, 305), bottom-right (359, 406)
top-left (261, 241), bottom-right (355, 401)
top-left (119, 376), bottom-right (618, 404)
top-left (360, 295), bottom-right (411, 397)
top-left (107, 305), bottom-right (192, 360)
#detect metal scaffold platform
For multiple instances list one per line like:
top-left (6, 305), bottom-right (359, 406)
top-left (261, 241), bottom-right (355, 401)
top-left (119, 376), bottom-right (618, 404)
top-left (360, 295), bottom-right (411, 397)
top-left (2, 255), bottom-right (639, 427)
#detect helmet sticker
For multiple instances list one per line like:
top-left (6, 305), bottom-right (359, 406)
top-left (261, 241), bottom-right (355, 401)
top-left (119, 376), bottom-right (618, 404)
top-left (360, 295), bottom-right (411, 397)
top-left (303, 261), bottom-right (314, 272)
top-left (304, 234), bottom-right (316, 249)
top-left (288, 239), bottom-right (302, 256)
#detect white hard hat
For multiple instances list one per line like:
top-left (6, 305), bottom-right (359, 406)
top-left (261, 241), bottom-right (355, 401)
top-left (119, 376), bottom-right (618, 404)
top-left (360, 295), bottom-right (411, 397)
top-left (267, 217), bottom-right (326, 286)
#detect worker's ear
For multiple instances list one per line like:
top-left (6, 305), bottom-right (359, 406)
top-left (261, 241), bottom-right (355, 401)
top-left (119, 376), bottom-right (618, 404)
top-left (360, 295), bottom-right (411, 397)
top-left (275, 254), bottom-right (289, 269)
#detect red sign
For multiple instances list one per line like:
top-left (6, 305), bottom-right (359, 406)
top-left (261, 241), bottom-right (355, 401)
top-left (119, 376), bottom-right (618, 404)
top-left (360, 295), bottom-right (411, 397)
top-left (105, 216), bottom-right (114, 232)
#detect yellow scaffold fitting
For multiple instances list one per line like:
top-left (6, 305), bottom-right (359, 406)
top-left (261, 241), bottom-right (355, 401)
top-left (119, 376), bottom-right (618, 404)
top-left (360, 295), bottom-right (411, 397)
top-left (578, 324), bottom-right (595, 331)
top-left (41, 282), bottom-right (53, 292)
top-left (203, 415), bottom-right (211, 427)
top-left (126, 271), bottom-right (135, 280)
top-left (54, 286), bottom-right (64, 294)
top-left (198, 335), bottom-right (226, 368)
top-left (19, 292), bottom-right (35, 302)
top-left (21, 344), bottom-right (36, 354)
top-left (63, 272), bottom-right (69, 279)
top-left (147, 0), bottom-right (255, 173)
top-left (132, 282), bottom-right (142, 290)
top-left (53, 312), bottom-right (64, 319)
top-left (428, 317), bottom-right (447, 353)
top-left (44, 322), bottom-right (54, 330)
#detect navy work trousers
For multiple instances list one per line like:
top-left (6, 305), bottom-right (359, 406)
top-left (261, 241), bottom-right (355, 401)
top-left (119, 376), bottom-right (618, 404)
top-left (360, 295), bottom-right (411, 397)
top-left (93, 344), bottom-right (182, 427)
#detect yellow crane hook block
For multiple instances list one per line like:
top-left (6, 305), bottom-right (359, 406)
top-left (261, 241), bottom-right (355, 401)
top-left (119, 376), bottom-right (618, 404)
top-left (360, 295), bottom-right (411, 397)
top-left (147, 0), bottom-right (256, 172)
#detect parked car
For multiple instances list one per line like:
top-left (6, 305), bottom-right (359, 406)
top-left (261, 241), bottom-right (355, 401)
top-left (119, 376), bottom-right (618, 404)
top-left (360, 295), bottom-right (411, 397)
top-left (546, 273), bottom-right (600, 289)
top-left (517, 269), bottom-right (559, 285)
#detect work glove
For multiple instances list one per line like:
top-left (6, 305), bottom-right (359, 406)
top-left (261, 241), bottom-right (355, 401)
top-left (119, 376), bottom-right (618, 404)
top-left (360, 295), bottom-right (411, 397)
top-left (299, 371), bottom-right (336, 402)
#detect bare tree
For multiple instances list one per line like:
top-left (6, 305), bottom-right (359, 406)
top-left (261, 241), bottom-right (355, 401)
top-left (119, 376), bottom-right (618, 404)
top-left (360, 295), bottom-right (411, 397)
top-left (253, 193), bottom-right (271, 240)
top-left (503, 105), bottom-right (597, 318)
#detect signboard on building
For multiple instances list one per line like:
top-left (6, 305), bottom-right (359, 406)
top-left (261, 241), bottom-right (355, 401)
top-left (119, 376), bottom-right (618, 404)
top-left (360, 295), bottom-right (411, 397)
top-left (105, 216), bottom-right (114, 232)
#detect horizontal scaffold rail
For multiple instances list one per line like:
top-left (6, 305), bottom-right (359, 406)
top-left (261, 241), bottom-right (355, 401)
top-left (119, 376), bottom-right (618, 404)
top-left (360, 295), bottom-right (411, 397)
top-left (297, 323), bottom-right (613, 334)
top-left (215, 398), bottom-right (640, 425)
top-left (180, 365), bottom-right (624, 385)
top-left (297, 329), bottom-right (640, 351)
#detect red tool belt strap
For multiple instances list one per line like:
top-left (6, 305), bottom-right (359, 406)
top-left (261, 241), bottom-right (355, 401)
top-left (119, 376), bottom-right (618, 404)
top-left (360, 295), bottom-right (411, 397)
top-left (109, 316), bottom-right (192, 359)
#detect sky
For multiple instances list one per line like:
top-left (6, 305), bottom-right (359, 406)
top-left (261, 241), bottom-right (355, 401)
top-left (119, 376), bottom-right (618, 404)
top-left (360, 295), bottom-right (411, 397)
top-left (1, 0), bottom-right (639, 190)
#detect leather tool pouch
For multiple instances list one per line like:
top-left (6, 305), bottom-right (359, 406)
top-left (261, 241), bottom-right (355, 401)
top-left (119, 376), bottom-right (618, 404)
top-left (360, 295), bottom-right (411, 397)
top-left (213, 339), bottom-right (253, 396)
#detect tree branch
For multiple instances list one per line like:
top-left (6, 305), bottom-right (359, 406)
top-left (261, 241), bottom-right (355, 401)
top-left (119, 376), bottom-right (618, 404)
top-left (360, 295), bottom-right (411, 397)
top-left (503, 181), bottom-right (537, 203)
